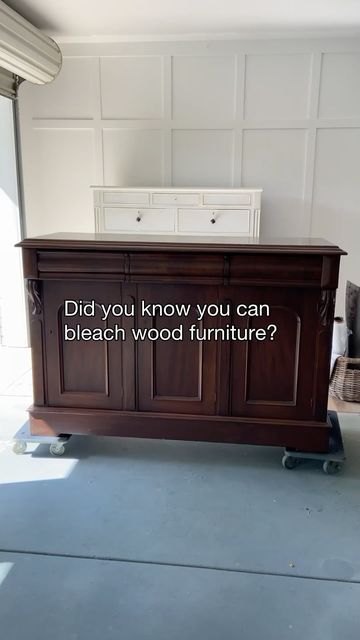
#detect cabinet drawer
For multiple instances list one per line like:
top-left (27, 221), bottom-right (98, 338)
top-left (203, 193), bottom-right (251, 206)
top-left (130, 253), bottom-right (224, 282)
top-left (152, 192), bottom-right (199, 206)
top-left (229, 255), bottom-right (323, 286)
top-left (103, 191), bottom-right (149, 205)
top-left (103, 208), bottom-right (175, 232)
top-left (37, 251), bottom-right (126, 277)
top-left (178, 209), bottom-right (251, 234)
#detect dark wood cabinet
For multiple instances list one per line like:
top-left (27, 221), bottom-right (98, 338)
top-left (18, 233), bottom-right (346, 453)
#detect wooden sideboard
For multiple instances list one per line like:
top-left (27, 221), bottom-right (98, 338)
top-left (18, 233), bottom-right (345, 453)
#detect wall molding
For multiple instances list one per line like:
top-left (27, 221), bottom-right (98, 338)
top-left (18, 37), bottom-right (360, 311)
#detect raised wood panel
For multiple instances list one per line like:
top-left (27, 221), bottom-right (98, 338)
top-left (229, 287), bottom-right (320, 420)
top-left (151, 313), bottom-right (203, 400)
top-left (137, 284), bottom-right (217, 414)
top-left (245, 307), bottom-right (300, 404)
top-left (59, 302), bottom-right (109, 394)
top-left (43, 280), bottom-right (126, 409)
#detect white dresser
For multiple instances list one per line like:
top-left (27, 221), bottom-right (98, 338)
top-left (93, 187), bottom-right (262, 238)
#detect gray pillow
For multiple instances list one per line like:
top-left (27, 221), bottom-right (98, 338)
top-left (346, 281), bottom-right (360, 358)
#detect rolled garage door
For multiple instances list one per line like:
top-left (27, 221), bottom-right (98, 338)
top-left (0, 0), bottom-right (62, 99)
top-left (0, 66), bottom-right (16, 98)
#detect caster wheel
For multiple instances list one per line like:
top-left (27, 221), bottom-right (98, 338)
top-left (50, 443), bottom-right (66, 457)
top-left (282, 455), bottom-right (299, 470)
top-left (323, 460), bottom-right (342, 475)
top-left (13, 441), bottom-right (27, 455)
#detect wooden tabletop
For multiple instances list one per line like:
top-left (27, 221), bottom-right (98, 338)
top-left (18, 233), bottom-right (347, 255)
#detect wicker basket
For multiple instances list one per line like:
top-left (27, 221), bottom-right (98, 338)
top-left (329, 356), bottom-right (360, 402)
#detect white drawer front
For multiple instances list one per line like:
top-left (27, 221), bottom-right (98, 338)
top-left (152, 192), bottom-right (199, 206)
top-left (103, 191), bottom-right (149, 205)
top-left (103, 208), bottom-right (175, 232)
top-left (178, 209), bottom-right (251, 234)
top-left (203, 193), bottom-right (251, 206)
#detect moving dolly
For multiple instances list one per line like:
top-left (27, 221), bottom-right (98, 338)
top-left (12, 422), bottom-right (71, 457)
top-left (282, 411), bottom-right (345, 474)
top-left (12, 412), bottom-right (345, 473)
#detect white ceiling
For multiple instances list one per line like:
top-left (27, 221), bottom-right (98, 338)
top-left (5, 0), bottom-right (360, 40)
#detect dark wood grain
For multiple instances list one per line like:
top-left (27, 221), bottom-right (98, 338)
top-left (43, 280), bottom-right (125, 409)
top-left (229, 287), bottom-right (320, 420)
top-left (17, 232), bottom-right (347, 256)
top-left (229, 254), bottom-right (324, 287)
top-left (28, 405), bottom-right (331, 453)
top-left (137, 284), bottom-right (217, 414)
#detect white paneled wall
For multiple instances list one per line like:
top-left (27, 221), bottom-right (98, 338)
top-left (242, 129), bottom-right (307, 236)
top-left (244, 54), bottom-right (312, 119)
top-left (100, 57), bottom-right (164, 119)
top-left (18, 39), bottom-right (360, 311)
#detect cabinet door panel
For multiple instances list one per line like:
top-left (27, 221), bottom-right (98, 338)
top-left (229, 287), bottom-right (319, 420)
top-left (246, 306), bottom-right (300, 404)
top-left (137, 285), bottom-right (217, 414)
top-left (43, 281), bottom-right (129, 409)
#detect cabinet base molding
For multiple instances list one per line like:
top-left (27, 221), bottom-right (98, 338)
top-left (29, 405), bottom-right (331, 453)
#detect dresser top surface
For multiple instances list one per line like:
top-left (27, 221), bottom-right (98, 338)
top-left (18, 233), bottom-right (346, 255)
top-left (91, 186), bottom-right (263, 193)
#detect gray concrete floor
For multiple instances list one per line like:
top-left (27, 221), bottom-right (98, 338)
top-left (1, 347), bottom-right (360, 639)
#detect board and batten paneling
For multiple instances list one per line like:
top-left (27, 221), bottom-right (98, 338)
top-left (18, 40), bottom-right (360, 311)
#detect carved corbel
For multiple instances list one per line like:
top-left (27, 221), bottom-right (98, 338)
top-left (27, 279), bottom-right (42, 316)
top-left (318, 289), bottom-right (335, 327)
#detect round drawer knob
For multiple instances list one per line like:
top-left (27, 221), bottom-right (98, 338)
top-left (210, 218), bottom-right (216, 224)
top-left (136, 216), bottom-right (141, 222)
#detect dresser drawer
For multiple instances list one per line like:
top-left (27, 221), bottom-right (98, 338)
top-left (178, 209), bottom-right (251, 234)
top-left (152, 192), bottom-right (199, 206)
top-left (229, 255), bottom-right (323, 286)
top-left (103, 191), bottom-right (149, 205)
top-left (103, 208), bottom-right (175, 232)
top-left (37, 251), bottom-right (126, 278)
top-left (203, 193), bottom-right (251, 206)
